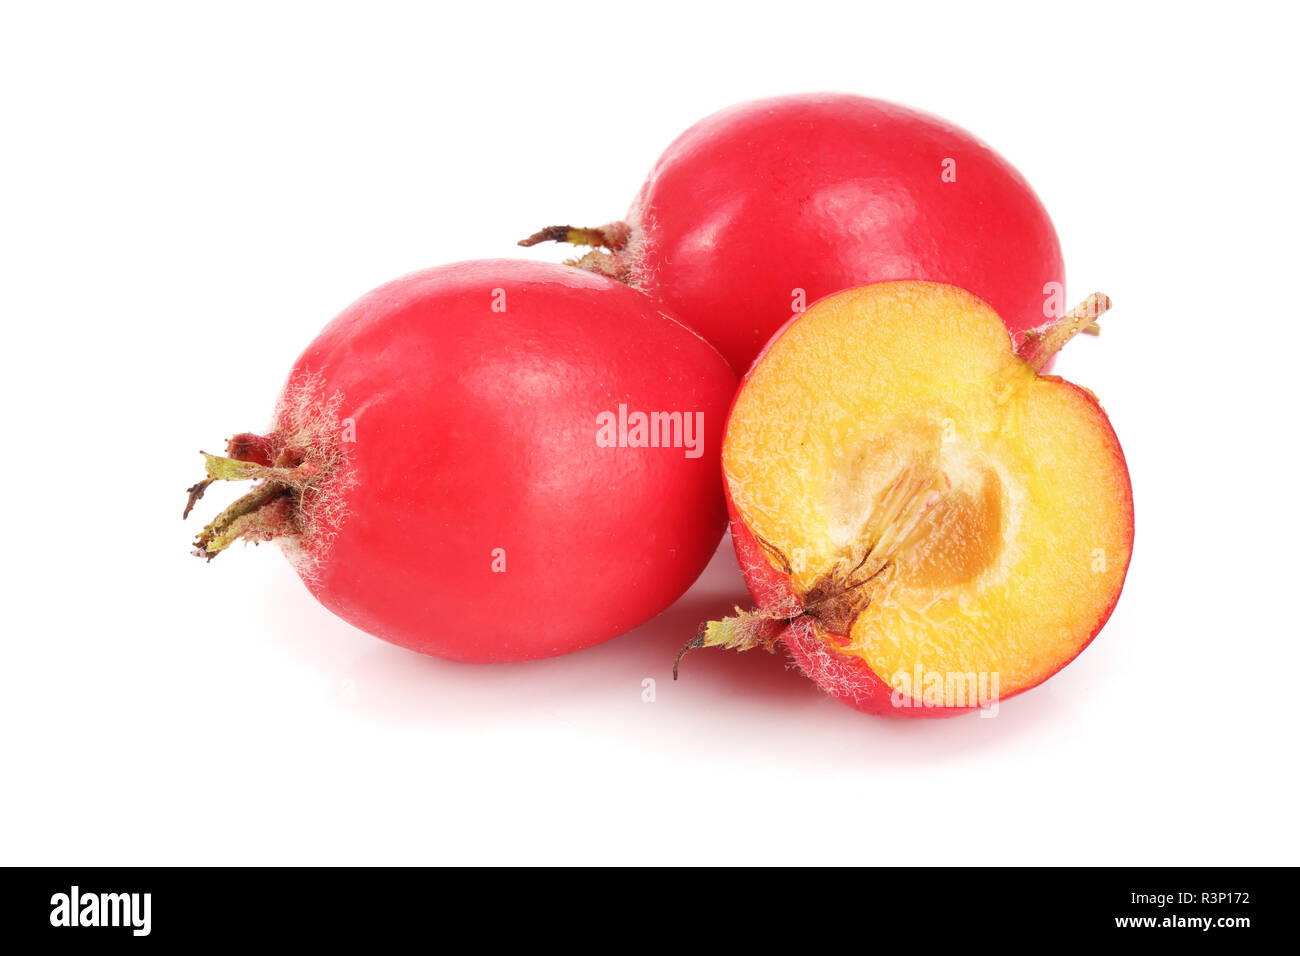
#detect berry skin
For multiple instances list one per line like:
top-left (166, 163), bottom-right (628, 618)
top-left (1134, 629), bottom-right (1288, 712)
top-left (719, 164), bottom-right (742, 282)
top-left (187, 259), bottom-right (736, 662)
top-left (524, 93), bottom-right (1065, 373)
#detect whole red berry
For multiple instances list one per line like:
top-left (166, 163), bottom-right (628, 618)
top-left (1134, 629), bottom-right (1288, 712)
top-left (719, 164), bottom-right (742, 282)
top-left (187, 260), bottom-right (736, 662)
top-left (524, 93), bottom-right (1064, 373)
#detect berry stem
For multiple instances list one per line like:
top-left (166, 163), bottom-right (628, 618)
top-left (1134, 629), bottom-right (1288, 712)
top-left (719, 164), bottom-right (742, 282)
top-left (192, 480), bottom-right (293, 560)
top-left (1017, 292), bottom-right (1112, 373)
top-left (518, 221), bottom-right (637, 284)
top-left (184, 434), bottom-right (322, 560)
top-left (517, 221), bottom-right (630, 251)
top-left (672, 606), bottom-right (787, 679)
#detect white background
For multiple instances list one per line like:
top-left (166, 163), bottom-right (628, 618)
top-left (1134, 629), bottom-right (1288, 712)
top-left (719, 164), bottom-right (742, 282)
top-left (2, 1), bottom-right (1296, 865)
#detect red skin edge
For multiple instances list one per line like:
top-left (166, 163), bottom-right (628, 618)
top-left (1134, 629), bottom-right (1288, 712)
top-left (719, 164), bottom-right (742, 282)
top-left (721, 304), bottom-right (1135, 718)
